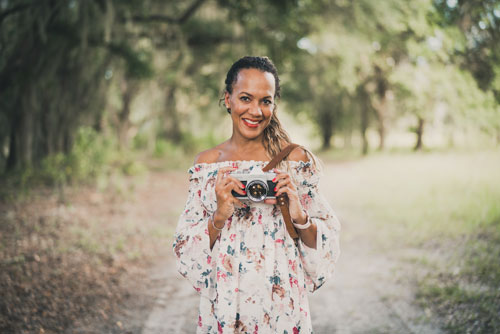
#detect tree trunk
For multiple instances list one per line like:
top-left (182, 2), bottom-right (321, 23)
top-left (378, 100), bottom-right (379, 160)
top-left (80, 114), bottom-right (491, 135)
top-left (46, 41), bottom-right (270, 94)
top-left (373, 66), bottom-right (389, 151)
top-left (356, 80), bottom-right (371, 156)
top-left (6, 104), bottom-right (33, 171)
top-left (6, 118), bottom-right (19, 171)
top-left (344, 126), bottom-right (353, 149)
top-left (414, 117), bottom-right (425, 151)
top-left (163, 86), bottom-right (182, 143)
top-left (321, 128), bottom-right (333, 150)
top-left (373, 100), bottom-right (387, 151)
top-left (361, 106), bottom-right (369, 155)
top-left (318, 107), bottom-right (334, 151)
top-left (118, 79), bottom-right (137, 149)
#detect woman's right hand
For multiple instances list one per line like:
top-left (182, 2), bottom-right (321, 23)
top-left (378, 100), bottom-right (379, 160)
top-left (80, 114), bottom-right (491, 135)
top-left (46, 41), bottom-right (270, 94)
top-left (213, 166), bottom-right (247, 223)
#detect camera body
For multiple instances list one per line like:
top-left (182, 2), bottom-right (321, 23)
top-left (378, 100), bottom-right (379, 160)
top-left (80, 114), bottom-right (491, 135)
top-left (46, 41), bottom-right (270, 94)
top-left (231, 171), bottom-right (278, 202)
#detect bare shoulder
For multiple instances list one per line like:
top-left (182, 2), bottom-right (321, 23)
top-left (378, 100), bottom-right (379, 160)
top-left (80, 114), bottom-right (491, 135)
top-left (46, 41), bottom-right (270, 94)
top-left (193, 147), bottom-right (222, 164)
top-left (287, 145), bottom-right (310, 163)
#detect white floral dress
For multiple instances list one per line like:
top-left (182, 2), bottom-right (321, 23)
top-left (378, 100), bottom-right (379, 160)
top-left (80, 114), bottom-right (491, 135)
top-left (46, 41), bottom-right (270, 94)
top-left (173, 160), bottom-right (341, 334)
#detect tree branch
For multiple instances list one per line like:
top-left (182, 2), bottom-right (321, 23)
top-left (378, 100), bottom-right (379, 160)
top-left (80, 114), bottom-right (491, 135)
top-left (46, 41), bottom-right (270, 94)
top-left (128, 14), bottom-right (177, 24)
top-left (178, 0), bottom-right (206, 24)
top-left (124, 0), bottom-right (206, 25)
top-left (0, 3), bottom-right (34, 25)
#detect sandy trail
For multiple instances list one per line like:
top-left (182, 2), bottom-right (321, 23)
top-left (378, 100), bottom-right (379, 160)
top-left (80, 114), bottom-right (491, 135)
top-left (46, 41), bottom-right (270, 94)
top-left (139, 162), bottom-right (443, 334)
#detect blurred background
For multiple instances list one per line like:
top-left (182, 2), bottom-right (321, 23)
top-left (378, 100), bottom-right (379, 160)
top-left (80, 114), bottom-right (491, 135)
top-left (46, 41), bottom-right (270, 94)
top-left (1, 0), bottom-right (499, 333)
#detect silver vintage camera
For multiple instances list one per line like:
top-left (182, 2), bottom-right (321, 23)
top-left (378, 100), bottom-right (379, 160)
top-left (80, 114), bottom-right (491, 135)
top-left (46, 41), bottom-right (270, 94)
top-left (230, 170), bottom-right (278, 202)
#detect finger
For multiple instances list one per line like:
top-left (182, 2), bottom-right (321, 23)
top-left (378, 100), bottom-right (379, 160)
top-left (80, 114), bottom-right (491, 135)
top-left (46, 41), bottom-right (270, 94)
top-left (273, 172), bottom-right (290, 181)
top-left (232, 197), bottom-right (247, 208)
top-left (224, 179), bottom-right (246, 196)
top-left (219, 166), bottom-right (237, 175)
top-left (216, 167), bottom-right (236, 183)
top-left (275, 179), bottom-right (295, 196)
top-left (264, 198), bottom-right (277, 205)
top-left (275, 185), bottom-right (297, 198)
top-left (275, 185), bottom-right (287, 197)
top-left (221, 177), bottom-right (233, 187)
top-left (224, 175), bottom-right (245, 190)
top-left (275, 177), bottom-right (291, 188)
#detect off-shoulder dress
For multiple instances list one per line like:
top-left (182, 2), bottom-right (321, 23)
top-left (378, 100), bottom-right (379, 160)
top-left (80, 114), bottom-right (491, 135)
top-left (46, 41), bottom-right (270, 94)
top-left (173, 160), bottom-right (340, 333)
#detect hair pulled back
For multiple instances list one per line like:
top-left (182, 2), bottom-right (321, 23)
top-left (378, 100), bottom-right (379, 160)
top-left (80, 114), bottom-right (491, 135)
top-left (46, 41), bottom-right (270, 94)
top-left (224, 56), bottom-right (291, 160)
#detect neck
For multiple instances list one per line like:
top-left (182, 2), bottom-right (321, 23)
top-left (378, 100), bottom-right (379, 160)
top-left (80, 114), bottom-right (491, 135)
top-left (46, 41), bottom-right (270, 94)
top-left (228, 132), bottom-right (268, 157)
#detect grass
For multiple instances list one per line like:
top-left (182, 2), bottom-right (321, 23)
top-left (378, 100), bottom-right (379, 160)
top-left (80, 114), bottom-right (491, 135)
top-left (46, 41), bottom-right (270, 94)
top-left (319, 148), bottom-right (500, 333)
top-left (321, 149), bottom-right (500, 244)
top-left (415, 221), bottom-right (500, 333)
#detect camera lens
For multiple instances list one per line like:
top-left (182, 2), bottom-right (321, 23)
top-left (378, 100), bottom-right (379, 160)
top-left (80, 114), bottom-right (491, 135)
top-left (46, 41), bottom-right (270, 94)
top-left (246, 180), bottom-right (268, 202)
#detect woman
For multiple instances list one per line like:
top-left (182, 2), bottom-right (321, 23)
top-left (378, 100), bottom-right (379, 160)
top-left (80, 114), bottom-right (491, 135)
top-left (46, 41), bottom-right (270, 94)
top-left (173, 56), bottom-right (340, 333)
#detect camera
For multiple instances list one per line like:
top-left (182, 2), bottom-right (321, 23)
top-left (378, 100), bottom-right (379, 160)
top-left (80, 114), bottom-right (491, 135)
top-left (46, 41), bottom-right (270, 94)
top-left (230, 171), bottom-right (278, 202)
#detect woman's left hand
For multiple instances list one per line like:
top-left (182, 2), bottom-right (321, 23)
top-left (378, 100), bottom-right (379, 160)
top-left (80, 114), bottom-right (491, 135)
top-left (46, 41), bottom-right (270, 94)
top-left (264, 168), bottom-right (307, 225)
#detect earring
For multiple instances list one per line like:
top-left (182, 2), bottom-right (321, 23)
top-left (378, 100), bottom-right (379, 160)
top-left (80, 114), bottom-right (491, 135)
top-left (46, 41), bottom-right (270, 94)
top-left (226, 108), bottom-right (231, 114)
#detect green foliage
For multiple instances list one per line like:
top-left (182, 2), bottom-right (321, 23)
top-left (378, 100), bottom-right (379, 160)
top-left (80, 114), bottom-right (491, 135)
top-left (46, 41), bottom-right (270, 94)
top-left (67, 128), bottom-right (115, 182)
top-left (417, 222), bottom-right (500, 333)
top-left (2, 0), bottom-right (500, 182)
top-left (418, 280), bottom-right (500, 333)
top-left (463, 224), bottom-right (500, 287)
top-left (108, 43), bottom-right (154, 79)
top-left (434, 0), bottom-right (500, 103)
top-left (153, 139), bottom-right (178, 158)
top-left (149, 132), bottom-right (224, 170)
top-left (39, 127), bottom-right (115, 186)
top-left (40, 153), bottom-right (69, 186)
top-left (0, 127), bottom-right (138, 198)
top-left (121, 160), bottom-right (147, 176)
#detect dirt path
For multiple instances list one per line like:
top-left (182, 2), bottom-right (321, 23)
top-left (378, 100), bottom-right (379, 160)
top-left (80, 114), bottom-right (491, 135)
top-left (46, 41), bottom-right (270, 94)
top-left (136, 162), bottom-right (444, 334)
top-left (308, 237), bottom-right (441, 334)
top-left (1, 161), bottom-right (447, 333)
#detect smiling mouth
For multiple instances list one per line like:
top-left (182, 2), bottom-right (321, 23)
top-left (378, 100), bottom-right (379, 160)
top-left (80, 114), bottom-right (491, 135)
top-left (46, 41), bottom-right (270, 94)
top-left (242, 118), bottom-right (261, 128)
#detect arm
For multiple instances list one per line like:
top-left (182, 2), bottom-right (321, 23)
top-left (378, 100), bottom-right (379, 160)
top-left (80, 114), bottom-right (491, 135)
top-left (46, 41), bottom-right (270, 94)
top-left (268, 146), bottom-right (341, 291)
top-left (193, 149), bottom-right (246, 250)
top-left (267, 146), bottom-right (318, 248)
top-left (173, 171), bottom-right (216, 298)
top-left (291, 153), bottom-right (341, 292)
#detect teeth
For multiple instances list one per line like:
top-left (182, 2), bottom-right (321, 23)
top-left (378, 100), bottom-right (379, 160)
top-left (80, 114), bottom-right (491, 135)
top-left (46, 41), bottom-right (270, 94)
top-left (244, 119), bottom-right (259, 125)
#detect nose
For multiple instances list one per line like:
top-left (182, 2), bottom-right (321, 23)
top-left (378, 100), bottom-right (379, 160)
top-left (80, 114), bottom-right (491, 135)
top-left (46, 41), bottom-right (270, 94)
top-left (248, 101), bottom-right (263, 117)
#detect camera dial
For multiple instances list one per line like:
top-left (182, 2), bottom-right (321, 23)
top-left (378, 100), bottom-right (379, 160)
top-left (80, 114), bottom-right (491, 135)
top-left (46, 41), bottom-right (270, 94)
top-left (246, 180), bottom-right (269, 202)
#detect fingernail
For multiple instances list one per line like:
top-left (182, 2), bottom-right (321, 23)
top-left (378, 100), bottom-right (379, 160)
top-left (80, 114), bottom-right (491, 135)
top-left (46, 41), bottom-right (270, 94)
top-left (242, 190), bottom-right (246, 194)
top-left (274, 187), bottom-right (277, 191)
top-left (272, 177), bottom-right (276, 182)
top-left (241, 184), bottom-right (245, 188)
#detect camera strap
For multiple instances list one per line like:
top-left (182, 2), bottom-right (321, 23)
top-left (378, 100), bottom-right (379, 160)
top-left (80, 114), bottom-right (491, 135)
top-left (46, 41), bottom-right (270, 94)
top-left (262, 143), bottom-right (301, 240)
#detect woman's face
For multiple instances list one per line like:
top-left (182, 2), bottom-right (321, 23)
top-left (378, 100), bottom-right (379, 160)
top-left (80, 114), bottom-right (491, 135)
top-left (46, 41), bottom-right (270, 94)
top-left (225, 68), bottom-right (276, 140)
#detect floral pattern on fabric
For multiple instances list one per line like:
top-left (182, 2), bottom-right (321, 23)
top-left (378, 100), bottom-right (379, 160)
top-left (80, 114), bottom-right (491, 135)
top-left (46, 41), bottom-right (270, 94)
top-left (173, 160), bottom-right (340, 333)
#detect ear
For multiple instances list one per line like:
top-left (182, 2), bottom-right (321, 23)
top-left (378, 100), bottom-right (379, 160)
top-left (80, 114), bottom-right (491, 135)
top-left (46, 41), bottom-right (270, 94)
top-left (224, 91), bottom-right (231, 109)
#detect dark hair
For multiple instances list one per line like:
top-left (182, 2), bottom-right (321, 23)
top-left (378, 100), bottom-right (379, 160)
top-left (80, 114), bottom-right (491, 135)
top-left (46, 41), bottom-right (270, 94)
top-left (224, 56), bottom-right (281, 99)
top-left (224, 56), bottom-right (290, 159)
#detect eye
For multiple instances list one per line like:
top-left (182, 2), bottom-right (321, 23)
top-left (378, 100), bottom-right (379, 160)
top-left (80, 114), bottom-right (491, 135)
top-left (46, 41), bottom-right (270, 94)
top-left (240, 96), bottom-right (250, 102)
top-left (263, 99), bottom-right (273, 105)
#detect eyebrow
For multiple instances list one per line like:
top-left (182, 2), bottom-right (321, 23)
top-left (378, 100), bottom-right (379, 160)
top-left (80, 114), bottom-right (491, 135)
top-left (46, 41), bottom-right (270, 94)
top-left (240, 91), bottom-right (273, 99)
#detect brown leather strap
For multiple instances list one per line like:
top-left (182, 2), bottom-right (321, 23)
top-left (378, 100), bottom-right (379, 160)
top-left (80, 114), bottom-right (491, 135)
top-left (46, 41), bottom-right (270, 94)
top-left (277, 195), bottom-right (299, 239)
top-left (263, 143), bottom-right (301, 240)
top-left (262, 143), bottom-right (300, 172)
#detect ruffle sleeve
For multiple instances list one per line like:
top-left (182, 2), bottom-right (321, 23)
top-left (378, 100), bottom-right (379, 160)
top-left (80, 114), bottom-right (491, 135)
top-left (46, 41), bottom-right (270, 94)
top-left (290, 161), bottom-right (341, 293)
top-left (172, 166), bottom-right (218, 301)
